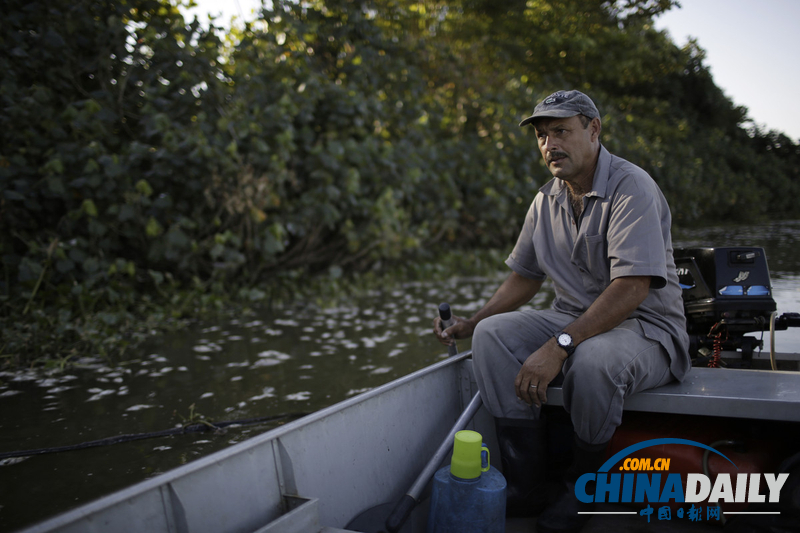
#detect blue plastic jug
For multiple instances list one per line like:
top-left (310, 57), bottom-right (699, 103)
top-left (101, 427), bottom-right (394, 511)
top-left (427, 430), bottom-right (506, 533)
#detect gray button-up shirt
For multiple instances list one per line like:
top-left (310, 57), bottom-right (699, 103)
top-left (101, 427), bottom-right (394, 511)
top-left (506, 145), bottom-right (691, 380)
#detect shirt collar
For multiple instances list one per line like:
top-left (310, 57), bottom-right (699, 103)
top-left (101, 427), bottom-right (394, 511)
top-left (538, 145), bottom-right (611, 199)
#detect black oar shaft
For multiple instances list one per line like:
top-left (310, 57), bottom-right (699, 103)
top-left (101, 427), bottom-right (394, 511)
top-left (385, 391), bottom-right (483, 532)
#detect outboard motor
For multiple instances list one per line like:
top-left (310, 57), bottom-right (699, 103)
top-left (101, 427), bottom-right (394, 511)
top-left (675, 247), bottom-right (799, 367)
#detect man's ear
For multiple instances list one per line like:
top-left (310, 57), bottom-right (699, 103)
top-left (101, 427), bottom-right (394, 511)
top-left (589, 117), bottom-right (602, 141)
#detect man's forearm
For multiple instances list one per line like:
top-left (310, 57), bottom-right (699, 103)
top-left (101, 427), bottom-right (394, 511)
top-left (562, 276), bottom-right (651, 346)
top-left (469, 271), bottom-right (543, 326)
top-left (517, 275), bottom-right (651, 408)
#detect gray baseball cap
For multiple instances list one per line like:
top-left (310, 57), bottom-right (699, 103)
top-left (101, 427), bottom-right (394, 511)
top-left (519, 90), bottom-right (600, 127)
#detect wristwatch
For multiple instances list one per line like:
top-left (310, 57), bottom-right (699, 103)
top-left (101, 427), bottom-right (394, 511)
top-left (554, 331), bottom-right (575, 357)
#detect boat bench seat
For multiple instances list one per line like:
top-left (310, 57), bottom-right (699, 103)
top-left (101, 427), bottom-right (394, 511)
top-left (545, 366), bottom-right (800, 422)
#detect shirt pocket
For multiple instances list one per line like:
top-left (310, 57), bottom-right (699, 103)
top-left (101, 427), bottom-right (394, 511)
top-left (571, 233), bottom-right (610, 296)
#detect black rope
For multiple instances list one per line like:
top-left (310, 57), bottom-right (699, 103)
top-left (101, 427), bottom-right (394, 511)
top-left (0, 413), bottom-right (307, 460)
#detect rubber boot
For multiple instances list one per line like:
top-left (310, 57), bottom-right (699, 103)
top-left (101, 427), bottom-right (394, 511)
top-left (536, 435), bottom-right (608, 533)
top-left (494, 417), bottom-right (549, 517)
top-left (543, 405), bottom-right (574, 483)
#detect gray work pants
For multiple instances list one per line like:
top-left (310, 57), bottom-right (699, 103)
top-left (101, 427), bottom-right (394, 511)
top-left (472, 309), bottom-right (674, 445)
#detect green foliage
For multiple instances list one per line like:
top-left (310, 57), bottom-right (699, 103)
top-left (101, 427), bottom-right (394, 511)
top-left (2, 0), bottom-right (799, 366)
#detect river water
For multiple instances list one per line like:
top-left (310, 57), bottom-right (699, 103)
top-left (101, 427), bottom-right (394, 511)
top-left (1, 220), bottom-right (799, 532)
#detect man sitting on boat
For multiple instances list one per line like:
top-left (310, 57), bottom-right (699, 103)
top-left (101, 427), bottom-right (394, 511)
top-left (433, 90), bottom-right (690, 533)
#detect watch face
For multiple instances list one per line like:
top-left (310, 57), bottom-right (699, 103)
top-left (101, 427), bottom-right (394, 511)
top-left (558, 333), bottom-right (572, 346)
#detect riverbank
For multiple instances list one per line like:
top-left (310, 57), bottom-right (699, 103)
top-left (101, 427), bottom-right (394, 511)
top-left (4, 218), bottom-right (800, 373)
top-left (0, 248), bottom-right (507, 371)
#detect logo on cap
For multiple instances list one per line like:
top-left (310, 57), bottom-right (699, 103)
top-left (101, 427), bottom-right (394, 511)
top-left (544, 92), bottom-right (567, 105)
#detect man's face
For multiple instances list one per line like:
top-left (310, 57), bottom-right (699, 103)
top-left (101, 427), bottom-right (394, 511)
top-left (533, 115), bottom-right (600, 184)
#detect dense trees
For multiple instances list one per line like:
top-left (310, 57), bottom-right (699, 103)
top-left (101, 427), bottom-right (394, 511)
top-left (2, 0), bottom-right (798, 363)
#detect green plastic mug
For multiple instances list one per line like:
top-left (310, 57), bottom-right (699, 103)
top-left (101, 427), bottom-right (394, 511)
top-left (450, 430), bottom-right (490, 480)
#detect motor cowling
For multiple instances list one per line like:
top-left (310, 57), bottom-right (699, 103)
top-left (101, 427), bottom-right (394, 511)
top-left (675, 247), bottom-right (777, 337)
